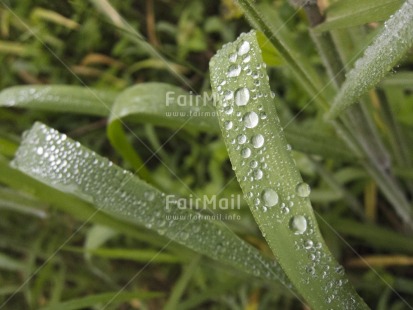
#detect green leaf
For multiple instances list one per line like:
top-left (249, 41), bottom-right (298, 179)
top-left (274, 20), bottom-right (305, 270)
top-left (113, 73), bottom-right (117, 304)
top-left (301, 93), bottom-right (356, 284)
top-left (327, 1), bottom-right (413, 119)
top-left (66, 247), bottom-right (186, 263)
top-left (315, 0), bottom-right (404, 32)
top-left (107, 82), bottom-right (218, 180)
top-left (256, 31), bottom-right (284, 67)
top-left (0, 84), bottom-right (354, 161)
top-left (0, 85), bottom-right (118, 116)
top-left (40, 291), bottom-right (162, 310)
top-left (0, 253), bottom-right (25, 271)
top-left (12, 122), bottom-right (292, 287)
top-left (381, 72), bottom-right (413, 89)
top-left (209, 30), bottom-right (368, 309)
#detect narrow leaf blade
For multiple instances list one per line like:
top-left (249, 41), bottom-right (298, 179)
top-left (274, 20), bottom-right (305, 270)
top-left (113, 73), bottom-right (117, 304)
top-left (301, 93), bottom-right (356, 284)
top-left (210, 30), bottom-right (368, 309)
top-left (327, 1), bottom-right (413, 119)
top-left (12, 122), bottom-right (291, 286)
top-left (315, 0), bottom-right (404, 32)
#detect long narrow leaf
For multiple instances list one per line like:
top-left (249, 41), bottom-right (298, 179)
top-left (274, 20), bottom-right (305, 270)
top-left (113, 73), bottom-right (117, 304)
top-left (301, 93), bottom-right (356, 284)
top-left (327, 1), bottom-right (413, 119)
top-left (210, 30), bottom-right (368, 309)
top-left (315, 0), bottom-right (404, 32)
top-left (11, 122), bottom-right (291, 287)
top-left (0, 85), bottom-right (118, 116)
top-left (0, 84), bottom-right (355, 161)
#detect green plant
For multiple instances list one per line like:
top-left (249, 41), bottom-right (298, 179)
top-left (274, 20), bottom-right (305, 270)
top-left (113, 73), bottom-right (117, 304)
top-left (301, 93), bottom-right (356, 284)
top-left (1, 0), bottom-right (413, 309)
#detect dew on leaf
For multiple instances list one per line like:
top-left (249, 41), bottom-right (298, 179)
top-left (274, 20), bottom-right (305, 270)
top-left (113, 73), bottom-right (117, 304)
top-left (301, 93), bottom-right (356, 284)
top-left (234, 87), bottom-right (250, 106)
top-left (296, 182), bottom-right (311, 198)
top-left (251, 134), bottom-right (264, 148)
top-left (289, 215), bottom-right (307, 235)
top-left (243, 111), bottom-right (259, 128)
top-left (261, 188), bottom-right (279, 207)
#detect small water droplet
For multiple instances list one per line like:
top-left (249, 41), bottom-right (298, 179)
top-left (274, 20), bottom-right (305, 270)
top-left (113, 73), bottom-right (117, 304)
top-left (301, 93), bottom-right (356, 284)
top-left (296, 182), bottom-right (311, 198)
top-left (289, 215), bottom-right (307, 235)
top-left (304, 240), bottom-right (313, 249)
top-left (36, 147), bottom-right (44, 155)
top-left (243, 111), bottom-right (259, 128)
top-left (234, 87), bottom-right (250, 106)
top-left (261, 189), bottom-right (279, 207)
top-left (224, 90), bottom-right (233, 100)
top-left (238, 41), bottom-right (250, 55)
top-left (241, 148), bottom-right (251, 158)
top-left (253, 169), bottom-right (263, 180)
top-left (229, 53), bottom-right (237, 63)
top-left (144, 190), bottom-right (155, 201)
top-left (228, 64), bottom-right (241, 77)
top-left (237, 134), bottom-right (247, 144)
top-left (224, 106), bottom-right (233, 115)
top-left (224, 121), bottom-right (233, 130)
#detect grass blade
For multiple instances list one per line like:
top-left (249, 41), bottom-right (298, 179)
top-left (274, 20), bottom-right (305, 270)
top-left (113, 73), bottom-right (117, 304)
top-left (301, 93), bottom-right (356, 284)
top-left (235, 1), bottom-right (328, 108)
top-left (0, 84), bottom-right (354, 161)
top-left (11, 122), bottom-right (292, 286)
top-left (40, 291), bottom-right (161, 310)
top-left (0, 85), bottom-right (118, 116)
top-left (327, 1), bottom-right (413, 119)
top-left (210, 30), bottom-right (368, 309)
top-left (315, 0), bottom-right (404, 32)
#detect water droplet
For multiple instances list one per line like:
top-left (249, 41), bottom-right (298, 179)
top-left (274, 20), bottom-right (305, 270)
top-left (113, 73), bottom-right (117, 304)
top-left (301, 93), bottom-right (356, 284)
top-left (36, 147), bottom-right (44, 155)
top-left (289, 215), bottom-right (307, 235)
top-left (261, 189), bottom-right (279, 207)
top-left (144, 190), bottom-right (155, 201)
top-left (250, 160), bottom-right (258, 168)
top-left (304, 240), bottom-right (313, 249)
top-left (229, 53), bottom-right (237, 63)
top-left (259, 112), bottom-right (267, 119)
top-left (243, 112), bottom-right (259, 128)
top-left (224, 121), bottom-right (233, 130)
top-left (234, 87), bottom-right (250, 106)
top-left (306, 266), bottom-right (315, 275)
top-left (228, 64), bottom-right (241, 77)
top-left (241, 148), bottom-right (251, 158)
top-left (253, 169), bottom-right (263, 180)
top-left (237, 134), bottom-right (247, 144)
top-left (251, 134), bottom-right (264, 148)
top-left (224, 90), bottom-right (233, 100)
top-left (224, 106), bottom-right (233, 115)
top-left (238, 41), bottom-right (250, 55)
top-left (296, 182), bottom-right (311, 198)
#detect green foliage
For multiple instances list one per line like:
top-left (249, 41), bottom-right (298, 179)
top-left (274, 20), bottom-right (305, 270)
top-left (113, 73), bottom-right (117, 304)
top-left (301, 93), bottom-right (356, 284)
top-left (1, 0), bottom-right (413, 309)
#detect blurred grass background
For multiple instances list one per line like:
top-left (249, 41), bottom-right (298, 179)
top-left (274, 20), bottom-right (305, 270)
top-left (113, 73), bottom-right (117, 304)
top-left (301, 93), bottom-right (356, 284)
top-left (1, 0), bottom-right (413, 309)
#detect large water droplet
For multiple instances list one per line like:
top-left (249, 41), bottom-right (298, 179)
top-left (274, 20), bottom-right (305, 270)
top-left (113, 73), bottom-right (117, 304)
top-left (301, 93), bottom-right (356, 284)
top-left (262, 189), bottom-right (279, 207)
top-left (228, 64), bottom-right (241, 77)
top-left (289, 215), bottom-right (307, 235)
top-left (296, 182), bottom-right (311, 198)
top-left (238, 41), bottom-right (250, 55)
top-left (251, 134), bottom-right (264, 148)
top-left (234, 87), bottom-right (250, 106)
top-left (243, 112), bottom-right (259, 128)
